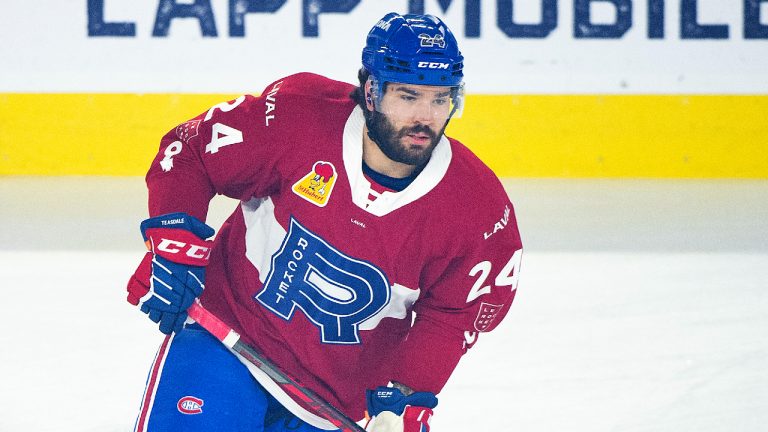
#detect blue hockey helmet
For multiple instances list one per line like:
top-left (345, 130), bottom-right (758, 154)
top-left (362, 13), bottom-right (465, 117)
top-left (362, 13), bottom-right (464, 87)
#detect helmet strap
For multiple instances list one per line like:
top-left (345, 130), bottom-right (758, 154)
top-left (363, 108), bottom-right (387, 150)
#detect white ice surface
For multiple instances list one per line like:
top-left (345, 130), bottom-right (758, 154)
top-left (1, 178), bottom-right (767, 431)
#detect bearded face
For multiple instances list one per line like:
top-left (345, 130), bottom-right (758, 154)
top-left (364, 83), bottom-right (453, 168)
top-left (365, 109), bottom-right (446, 167)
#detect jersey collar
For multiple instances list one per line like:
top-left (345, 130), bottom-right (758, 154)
top-left (342, 106), bottom-right (452, 217)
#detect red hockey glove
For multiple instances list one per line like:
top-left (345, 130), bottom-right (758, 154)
top-left (365, 386), bottom-right (438, 432)
top-left (126, 213), bottom-right (214, 334)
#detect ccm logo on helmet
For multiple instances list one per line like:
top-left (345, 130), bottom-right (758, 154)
top-left (417, 61), bottom-right (450, 69)
top-left (156, 238), bottom-right (211, 259)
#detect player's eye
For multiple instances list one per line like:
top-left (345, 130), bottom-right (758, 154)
top-left (400, 95), bottom-right (417, 102)
top-left (433, 98), bottom-right (448, 106)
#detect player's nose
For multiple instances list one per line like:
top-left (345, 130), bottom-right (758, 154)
top-left (412, 102), bottom-right (435, 124)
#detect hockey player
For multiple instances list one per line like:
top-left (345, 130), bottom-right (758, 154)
top-left (126, 12), bottom-right (523, 432)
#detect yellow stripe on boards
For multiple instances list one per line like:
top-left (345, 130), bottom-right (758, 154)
top-left (449, 95), bottom-right (768, 178)
top-left (0, 94), bottom-right (237, 176)
top-left (1, 93), bottom-right (767, 177)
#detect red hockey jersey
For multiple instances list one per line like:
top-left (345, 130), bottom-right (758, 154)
top-left (145, 73), bottom-right (523, 428)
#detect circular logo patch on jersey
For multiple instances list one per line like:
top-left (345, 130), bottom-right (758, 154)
top-left (177, 396), bottom-right (204, 414)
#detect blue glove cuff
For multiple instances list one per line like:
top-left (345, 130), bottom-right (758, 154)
top-left (140, 212), bottom-right (214, 241)
top-left (366, 386), bottom-right (438, 417)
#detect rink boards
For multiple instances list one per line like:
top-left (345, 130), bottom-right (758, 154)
top-left (2, 93), bottom-right (767, 177)
top-left (1, 2), bottom-right (767, 178)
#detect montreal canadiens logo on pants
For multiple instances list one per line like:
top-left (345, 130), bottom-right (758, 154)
top-left (177, 396), bottom-right (204, 414)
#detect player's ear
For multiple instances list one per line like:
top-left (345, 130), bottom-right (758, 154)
top-left (364, 79), bottom-right (375, 112)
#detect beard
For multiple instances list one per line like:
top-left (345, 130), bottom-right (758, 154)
top-left (365, 109), bottom-right (446, 167)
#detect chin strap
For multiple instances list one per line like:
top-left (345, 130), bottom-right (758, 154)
top-left (364, 108), bottom-right (386, 149)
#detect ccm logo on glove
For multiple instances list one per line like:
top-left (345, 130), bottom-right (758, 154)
top-left (146, 227), bottom-right (212, 266)
top-left (156, 237), bottom-right (210, 259)
top-left (365, 386), bottom-right (438, 432)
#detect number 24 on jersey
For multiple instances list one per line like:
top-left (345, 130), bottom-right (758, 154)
top-left (466, 249), bottom-right (522, 303)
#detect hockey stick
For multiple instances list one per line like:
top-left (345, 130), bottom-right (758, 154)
top-left (187, 302), bottom-right (366, 432)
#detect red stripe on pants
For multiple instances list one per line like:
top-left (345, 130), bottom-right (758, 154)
top-left (135, 335), bottom-right (173, 432)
